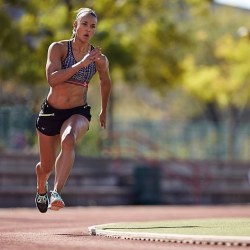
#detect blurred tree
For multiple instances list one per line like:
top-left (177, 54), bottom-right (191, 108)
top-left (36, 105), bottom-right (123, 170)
top-left (0, 0), bottom-right (212, 89)
top-left (0, 0), bottom-right (73, 86)
top-left (1, 0), bottom-right (250, 159)
top-left (182, 5), bottom-right (250, 159)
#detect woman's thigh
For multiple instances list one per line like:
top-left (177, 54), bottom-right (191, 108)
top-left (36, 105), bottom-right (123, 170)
top-left (37, 130), bottom-right (60, 169)
top-left (60, 114), bottom-right (89, 142)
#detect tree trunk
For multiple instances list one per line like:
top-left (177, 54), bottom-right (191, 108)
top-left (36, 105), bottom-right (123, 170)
top-left (227, 105), bottom-right (238, 160)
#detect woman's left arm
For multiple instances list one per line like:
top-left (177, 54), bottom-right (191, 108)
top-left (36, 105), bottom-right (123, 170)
top-left (96, 54), bottom-right (112, 129)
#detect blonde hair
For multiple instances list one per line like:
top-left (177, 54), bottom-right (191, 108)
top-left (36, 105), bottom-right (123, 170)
top-left (71, 8), bottom-right (97, 38)
top-left (75, 8), bottom-right (97, 20)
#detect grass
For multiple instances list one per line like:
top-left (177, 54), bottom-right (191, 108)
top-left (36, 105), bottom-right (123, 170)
top-left (99, 218), bottom-right (250, 237)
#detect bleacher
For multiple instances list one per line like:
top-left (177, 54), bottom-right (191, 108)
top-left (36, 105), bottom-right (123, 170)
top-left (0, 153), bottom-right (250, 207)
top-left (0, 153), bottom-right (133, 207)
top-left (161, 160), bottom-right (250, 204)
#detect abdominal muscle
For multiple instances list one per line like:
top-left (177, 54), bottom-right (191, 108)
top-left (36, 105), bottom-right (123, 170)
top-left (47, 82), bottom-right (88, 109)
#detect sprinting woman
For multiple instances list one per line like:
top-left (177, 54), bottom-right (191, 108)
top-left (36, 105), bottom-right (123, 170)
top-left (35, 8), bottom-right (111, 212)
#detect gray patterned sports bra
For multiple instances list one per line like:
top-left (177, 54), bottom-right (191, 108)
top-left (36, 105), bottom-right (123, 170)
top-left (61, 40), bottom-right (97, 87)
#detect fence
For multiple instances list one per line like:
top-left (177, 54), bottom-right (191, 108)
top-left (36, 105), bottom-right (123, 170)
top-left (103, 120), bottom-right (250, 161)
top-left (0, 106), bottom-right (36, 151)
top-left (1, 106), bottom-right (250, 161)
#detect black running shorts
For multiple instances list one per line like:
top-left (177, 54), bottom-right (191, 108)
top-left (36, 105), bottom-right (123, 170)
top-left (36, 100), bottom-right (91, 136)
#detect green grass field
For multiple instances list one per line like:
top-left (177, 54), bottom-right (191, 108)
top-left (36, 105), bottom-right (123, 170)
top-left (99, 218), bottom-right (250, 237)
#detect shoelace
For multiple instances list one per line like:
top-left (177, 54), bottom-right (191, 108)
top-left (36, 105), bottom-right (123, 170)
top-left (50, 191), bottom-right (60, 199)
top-left (36, 194), bottom-right (48, 203)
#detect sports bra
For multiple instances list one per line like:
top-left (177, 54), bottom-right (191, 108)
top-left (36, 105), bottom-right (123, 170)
top-left (61, 40), bottom-right (97, 87)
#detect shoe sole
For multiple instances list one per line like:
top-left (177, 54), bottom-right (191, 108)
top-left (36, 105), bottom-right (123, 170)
top-left (48, 199), bottom-right (65, 211)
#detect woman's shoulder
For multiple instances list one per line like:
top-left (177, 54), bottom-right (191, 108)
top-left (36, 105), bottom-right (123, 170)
top-left (95, 53), bottom-right (109, 72)
top-left (97, 52), bottom-right (109, 64)
top-left (48, 40), bottom-right (70, 52)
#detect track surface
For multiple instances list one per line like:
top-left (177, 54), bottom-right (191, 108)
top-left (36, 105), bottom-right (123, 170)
top-left (1, 205), bottom-right (250, 250)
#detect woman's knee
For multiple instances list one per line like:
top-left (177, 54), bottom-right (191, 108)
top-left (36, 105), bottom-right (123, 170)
top-left (61, 132), bottom-right (76, 150)
top-left (36, 162), bottom-right (53, 176)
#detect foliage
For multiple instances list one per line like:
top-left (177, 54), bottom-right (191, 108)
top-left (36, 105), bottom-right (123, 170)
top-left (1, 0), bottom-right (72, 85)
top-left (0, 0), bottom-right (209, 89)
top-left (1, 0), bottom-right (250, 159)
top-left (182, 6), bottom-right (250, 110)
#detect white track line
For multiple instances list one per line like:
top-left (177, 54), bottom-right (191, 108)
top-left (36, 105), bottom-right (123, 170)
top-left (88, 224), bottom-right (250, 247)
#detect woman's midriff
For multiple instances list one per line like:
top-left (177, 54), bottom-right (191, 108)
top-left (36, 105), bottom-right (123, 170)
top-left (47, 82), bottom-right (88, 109)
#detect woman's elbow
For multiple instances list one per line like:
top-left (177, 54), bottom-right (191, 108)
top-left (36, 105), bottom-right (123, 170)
top-left (47, 75), bottom-right (57, 86)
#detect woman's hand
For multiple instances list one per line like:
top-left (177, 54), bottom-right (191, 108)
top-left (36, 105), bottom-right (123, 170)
top-left (99, 110), bottom-right (107, 129)
top-left (80, 47), bottom-right (102, 66)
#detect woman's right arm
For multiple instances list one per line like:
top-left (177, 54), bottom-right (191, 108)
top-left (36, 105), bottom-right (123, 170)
top-left (46, 42), bottom-right (100, 87)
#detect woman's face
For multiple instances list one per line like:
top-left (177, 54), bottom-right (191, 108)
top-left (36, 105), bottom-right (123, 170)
top-left (74, 13), bottom-right (97, 42)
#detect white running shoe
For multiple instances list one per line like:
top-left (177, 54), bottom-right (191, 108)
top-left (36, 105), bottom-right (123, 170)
top-left (48, 190), bottom-right (65, 211)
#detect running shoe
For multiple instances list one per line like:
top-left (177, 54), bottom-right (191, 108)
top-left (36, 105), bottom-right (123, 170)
top-left (48, 190), bottom-right (65, 211)
top-left (35, 181), bottom-right (49, 213)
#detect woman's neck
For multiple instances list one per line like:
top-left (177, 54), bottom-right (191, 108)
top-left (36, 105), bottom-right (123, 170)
top-left (72, 38), bottom-right (89, 54)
